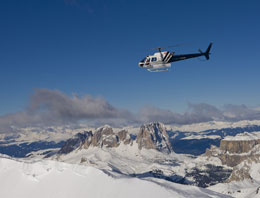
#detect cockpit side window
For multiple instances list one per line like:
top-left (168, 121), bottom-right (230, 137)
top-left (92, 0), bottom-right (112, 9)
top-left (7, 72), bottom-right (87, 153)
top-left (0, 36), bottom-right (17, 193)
top-left (151, 57), bottom-right (157, 62)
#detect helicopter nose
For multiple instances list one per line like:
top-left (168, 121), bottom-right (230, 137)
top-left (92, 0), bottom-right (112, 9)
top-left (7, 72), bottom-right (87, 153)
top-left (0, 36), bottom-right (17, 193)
top-left (139, 62), bottom-right (144, 67)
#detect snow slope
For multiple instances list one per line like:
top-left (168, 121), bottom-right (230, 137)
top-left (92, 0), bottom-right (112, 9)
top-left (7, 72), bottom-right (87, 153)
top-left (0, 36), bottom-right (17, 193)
top-left (0, 156), bottom-right (230, 198)
top-left (208, 180), bottom-right (260, 198)
top-left (56, 141), bottom-right (232, 188)
top-left (58, 142), bottom-right (191, 178)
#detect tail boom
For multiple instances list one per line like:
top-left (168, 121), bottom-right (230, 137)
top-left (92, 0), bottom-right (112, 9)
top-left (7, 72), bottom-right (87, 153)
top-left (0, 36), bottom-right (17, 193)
top-left (169, 42), bottom-right (213, 62)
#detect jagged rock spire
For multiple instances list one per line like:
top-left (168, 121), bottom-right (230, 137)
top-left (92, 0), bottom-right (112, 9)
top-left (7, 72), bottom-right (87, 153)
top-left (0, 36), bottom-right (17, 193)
top-left (136, 122), bottom-right (172, 153)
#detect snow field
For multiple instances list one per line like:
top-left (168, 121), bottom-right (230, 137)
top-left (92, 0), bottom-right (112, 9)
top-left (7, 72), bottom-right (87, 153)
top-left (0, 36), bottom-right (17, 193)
top-left (0, 157), bottom-right (229, 198)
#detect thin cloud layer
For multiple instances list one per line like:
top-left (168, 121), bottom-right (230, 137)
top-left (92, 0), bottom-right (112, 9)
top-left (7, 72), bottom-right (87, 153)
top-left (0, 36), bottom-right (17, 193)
top-left (138, 103), bottom-right (260, 125)
top-left (0, 89), bottom-right (131, 132)
top-left (137, 105), bottom-right (214, 125)
top-left (1, 89), bottom-right (260, 133)
top-left (223, 104), bottom-right (260, 120)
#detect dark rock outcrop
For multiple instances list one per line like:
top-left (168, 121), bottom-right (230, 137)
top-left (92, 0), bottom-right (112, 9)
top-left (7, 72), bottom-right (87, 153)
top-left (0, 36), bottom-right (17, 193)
top-left (59, 123), bottom-right (173, 154)
top-left (185, 164), bottom-right (232, 187)
top-left (90, 126), bottom-right (118, 148)
top-left (59, 131), bottom-right (93, 154)
top-left (220, 138), bottom-right (260, 154)
top-left (206, 135), bottom-right (260, 167)
top-left (136, 122), bottom-right (172, 153)
top-left (118, 130), bottom-right (132, 145)
top-left (82, 126), bottom-right (133, 149)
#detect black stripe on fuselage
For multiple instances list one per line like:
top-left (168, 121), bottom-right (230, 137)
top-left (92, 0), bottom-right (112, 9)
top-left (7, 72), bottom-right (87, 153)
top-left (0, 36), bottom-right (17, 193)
top-left (169, 53), bottom-right (204, 62)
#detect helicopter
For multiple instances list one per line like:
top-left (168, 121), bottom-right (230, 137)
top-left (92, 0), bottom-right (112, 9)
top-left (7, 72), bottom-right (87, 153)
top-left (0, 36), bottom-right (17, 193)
top-left (138, 43), bottom-right (212, 72)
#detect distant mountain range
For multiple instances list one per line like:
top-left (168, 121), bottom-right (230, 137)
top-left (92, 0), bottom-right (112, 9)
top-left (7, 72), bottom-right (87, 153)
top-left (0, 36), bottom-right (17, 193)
top-left (53, 122), bottom-right (232, 187)
top-left (1, 120), bottom-right (260, 157)
top-left (170, 124), bottom-right (260, 155)
top-left (2, 120), bottom-right (260, 197)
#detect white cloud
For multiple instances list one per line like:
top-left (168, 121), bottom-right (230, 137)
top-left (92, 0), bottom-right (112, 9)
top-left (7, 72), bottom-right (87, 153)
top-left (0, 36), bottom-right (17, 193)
top-left (0, 89), bottom-right (132, 133)
top-left (1, 89), bottom-right (260, 133)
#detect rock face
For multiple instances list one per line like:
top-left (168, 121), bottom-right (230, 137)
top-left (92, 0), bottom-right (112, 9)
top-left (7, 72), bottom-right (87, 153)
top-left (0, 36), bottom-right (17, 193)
top-left (82, 126), bottom-right (133, 149)
top-left (220, 139), bottom-right (260, 154)
top-left (226, 144), bottom-right (260, 182)
top-left (58, 122), bottom-right (174, 154)
top-left (206, 132), bottom-right (260, 167)
top-left (118, 130), bottom-right (132, 145)
top-left (59, 131), bottom-right (93, 154)
top-left (205, 131), bottom-right (260, 182)
top-left (136, 122), bottom-right (172, 153)
top-left (90, 126), bottom-right (118, 148)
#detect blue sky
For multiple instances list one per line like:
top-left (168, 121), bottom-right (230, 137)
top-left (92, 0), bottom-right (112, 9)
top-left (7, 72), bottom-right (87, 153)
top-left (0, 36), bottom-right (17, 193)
top-left (1, 0), bottom-right (260, 117)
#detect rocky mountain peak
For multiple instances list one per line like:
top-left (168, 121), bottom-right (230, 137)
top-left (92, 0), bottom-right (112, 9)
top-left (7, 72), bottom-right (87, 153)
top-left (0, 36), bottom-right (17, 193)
top-left (136, 122), bottom-right (172, 153)
top-left (117, 130), bottom-right (132, 145)
top-left (58, 123), bottom-right (173, 154)
top-left (82, 126), bottom-right (133, 149)
top-left (59, 131), bottom-right (93, 154)
top-left (87, 126), bottom-right (118, 148)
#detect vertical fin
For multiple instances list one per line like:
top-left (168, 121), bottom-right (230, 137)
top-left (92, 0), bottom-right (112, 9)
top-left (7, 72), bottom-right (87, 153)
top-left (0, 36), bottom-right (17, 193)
top-left (204, 43), bottom-right (212, 60)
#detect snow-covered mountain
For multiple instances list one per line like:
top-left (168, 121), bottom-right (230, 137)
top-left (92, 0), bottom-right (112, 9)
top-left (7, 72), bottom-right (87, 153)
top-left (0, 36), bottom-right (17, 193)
top-left (0, 155), bottom-right (230, 198)
top-left (203, 131), bottom-right (260, 197)
top-left (2, 120), bottom-right (260, 157)
top-left (55, 122), bottom-right (232, 188)
top-left (2, 120), bottom-right (260, 197)
top-left (0, 125), bottom-right (96, 157)
top-left (137, 122), bottom-right (172, 153)
top-left (168, 120), bottom-right (260, 155)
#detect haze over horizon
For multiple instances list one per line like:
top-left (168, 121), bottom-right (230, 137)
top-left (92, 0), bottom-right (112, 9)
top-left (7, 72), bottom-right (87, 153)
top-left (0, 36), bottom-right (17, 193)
top-left (1, 0), bottom-right (260, 130)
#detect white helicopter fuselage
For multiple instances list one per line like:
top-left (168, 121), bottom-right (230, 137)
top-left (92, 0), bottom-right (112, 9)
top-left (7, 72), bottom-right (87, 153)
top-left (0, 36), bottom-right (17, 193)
top-left (138, 43), bottom-right (212, 72)
top-left (139, 51), bottom-right (173, 72)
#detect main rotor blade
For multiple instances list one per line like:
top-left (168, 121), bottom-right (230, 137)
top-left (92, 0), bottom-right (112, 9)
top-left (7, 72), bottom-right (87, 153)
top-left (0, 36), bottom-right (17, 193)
top-left (149, 43), bottom-right (189, 51)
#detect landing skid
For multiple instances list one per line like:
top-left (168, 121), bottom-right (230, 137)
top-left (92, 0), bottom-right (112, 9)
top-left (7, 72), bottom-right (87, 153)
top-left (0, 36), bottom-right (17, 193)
top-left (148, 68), bottom-right (169, 72)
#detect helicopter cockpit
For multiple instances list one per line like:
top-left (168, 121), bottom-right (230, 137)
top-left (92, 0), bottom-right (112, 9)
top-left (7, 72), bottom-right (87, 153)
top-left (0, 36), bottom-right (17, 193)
top-left (138, 57), bottom-right (146, 67)
top-left (139, 56), bottom-right (159, 67)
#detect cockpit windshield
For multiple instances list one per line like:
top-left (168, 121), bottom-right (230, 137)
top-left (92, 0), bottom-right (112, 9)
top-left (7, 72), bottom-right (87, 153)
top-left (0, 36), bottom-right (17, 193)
top-left (140, 58), bottom-right (146, 62)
